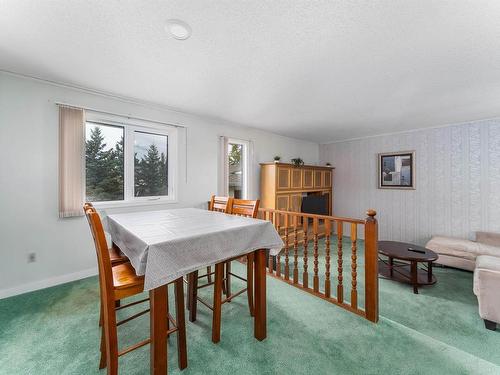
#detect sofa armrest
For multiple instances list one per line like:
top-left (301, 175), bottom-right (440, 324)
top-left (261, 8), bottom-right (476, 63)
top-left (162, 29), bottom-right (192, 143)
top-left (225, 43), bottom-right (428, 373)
top-left (476, 232), bottom-right (500, 247)
top-left (474, 266), bottom-right (500, 322)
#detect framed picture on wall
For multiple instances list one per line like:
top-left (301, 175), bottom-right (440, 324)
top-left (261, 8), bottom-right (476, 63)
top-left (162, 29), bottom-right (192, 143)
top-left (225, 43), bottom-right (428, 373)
top-left (378, 151), bottom-right (415, 189)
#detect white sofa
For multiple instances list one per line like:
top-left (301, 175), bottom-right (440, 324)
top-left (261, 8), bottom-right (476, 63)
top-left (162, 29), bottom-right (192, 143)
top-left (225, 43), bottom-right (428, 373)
top-left (474, 255), bottom-right (500, 331)
top-left (425, 232), bottom-right (500, 271)
top-left (425, 232), bottom-right (500, 330)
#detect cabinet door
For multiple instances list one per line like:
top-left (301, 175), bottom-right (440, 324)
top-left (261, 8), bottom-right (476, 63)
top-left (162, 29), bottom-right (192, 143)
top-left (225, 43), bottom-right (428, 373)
top-left (290, 193), bottom-right (302, 212)
top-left (322, 191), bottom-right (332, 215)
top-left (314, 169), bottom-right (323, 188)
top-left (324, 170), bottom-right (332, 188)
top-left (276, 195), bottom-right (290, 211)
top-left (303, 169), bottom-right (314, 189)
top-left (291, 168), bottom-right (302, 189)
top-left (277, 167), bottom-right (290, 190)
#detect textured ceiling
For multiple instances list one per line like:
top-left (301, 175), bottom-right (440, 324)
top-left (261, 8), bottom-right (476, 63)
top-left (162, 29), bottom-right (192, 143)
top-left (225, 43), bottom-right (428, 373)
top-left (1, 1), bottom-right (500, 142)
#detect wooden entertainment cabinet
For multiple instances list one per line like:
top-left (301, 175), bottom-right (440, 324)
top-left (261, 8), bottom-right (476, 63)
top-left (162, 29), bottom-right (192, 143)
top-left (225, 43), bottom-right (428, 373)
top-left (259, 162), bottom-right (334, 215)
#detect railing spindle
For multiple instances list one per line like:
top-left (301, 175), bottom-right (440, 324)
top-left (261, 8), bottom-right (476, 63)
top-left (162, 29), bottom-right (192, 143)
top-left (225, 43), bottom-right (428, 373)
top-left (350, 223), bottom-right (358, 309)
top-left (325, 220), bottom-right (331, 298)
top-left (284, 213), bottom-right (290, 281)
top-left (302, 218), bottom-right (309, 289)
top-left (293, 215), bottom-right (299, 284)
top-left (337, 221), bottom-right (344, 303)
top-left (313, 217), bottom-right (319, 293)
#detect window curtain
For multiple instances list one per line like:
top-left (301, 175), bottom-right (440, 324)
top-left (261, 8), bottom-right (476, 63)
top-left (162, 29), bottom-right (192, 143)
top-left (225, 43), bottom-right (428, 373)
top-left (217, 136), bottom-right (229, 196)
top-left (247, 139), bottom-right (254, 199)
top-left (58, 106), bottom-right (85, 218)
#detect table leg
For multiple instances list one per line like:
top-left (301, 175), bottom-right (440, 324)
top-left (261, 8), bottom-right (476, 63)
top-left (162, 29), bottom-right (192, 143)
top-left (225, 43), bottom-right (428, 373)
top-left (411, 261), bottom-right (418, 294)
top-left (254, 249), bottom-right (267, 341)
top-left (174, 278), bottom-right (188, 370)
top-left (150, 285), bottom-right (168, 375)
top-left (389, 257), bottom-right (394, 278)
top-left (428, 261), bottom-right (433, 283)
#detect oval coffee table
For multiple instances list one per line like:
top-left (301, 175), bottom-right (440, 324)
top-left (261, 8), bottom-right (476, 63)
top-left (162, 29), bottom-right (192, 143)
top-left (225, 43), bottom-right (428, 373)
top-left (378, 241), bottom-right (438, 294)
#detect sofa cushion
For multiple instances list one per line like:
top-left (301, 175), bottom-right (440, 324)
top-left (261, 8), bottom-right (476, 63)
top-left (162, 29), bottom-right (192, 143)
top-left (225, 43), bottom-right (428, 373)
top-left (476, 232), bottom-right (500, 247)
top-left (473, 255), bottom-right (500, 296)
top-left (426, 236), bottom-right (500, 260)
top-left (476, 255), bottom-right (500, 272)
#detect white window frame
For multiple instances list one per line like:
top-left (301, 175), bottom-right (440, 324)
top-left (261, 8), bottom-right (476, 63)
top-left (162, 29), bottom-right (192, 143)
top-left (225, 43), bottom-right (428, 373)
top-left (85, 112), bottom-right (178, 208)
top-left (227, 138), bottom-right (249, 200)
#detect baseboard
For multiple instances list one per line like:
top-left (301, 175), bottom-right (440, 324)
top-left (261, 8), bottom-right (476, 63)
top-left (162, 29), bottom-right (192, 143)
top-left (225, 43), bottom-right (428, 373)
top-left (0, 267), bottom-right (98, 300)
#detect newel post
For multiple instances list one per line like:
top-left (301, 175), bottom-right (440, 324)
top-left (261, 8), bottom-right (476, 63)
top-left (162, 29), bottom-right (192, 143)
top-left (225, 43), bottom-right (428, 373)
top-left (364, 209), bottom-right (379, 323)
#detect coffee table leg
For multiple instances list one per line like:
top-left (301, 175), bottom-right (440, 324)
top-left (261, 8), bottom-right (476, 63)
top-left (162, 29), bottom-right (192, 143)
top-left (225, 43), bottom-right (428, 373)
top-left (428, 261), bottom-right (432, 283)
top-left (411, 261), bottom-right (418, 294)
top-left (389, 257), bottom-right (394, 277)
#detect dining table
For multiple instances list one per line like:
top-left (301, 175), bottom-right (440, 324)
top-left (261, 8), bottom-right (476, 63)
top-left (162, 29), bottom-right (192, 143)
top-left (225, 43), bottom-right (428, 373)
top-left (106, 207), bottom-right (284, 374)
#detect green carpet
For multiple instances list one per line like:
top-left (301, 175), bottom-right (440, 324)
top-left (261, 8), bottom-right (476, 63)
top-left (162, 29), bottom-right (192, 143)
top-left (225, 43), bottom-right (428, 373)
top-left (1, 237), bottom-right (500, 375)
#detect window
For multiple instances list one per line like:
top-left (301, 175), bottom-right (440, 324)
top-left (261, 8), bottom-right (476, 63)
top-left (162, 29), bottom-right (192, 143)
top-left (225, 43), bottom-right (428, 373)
top-left (85, 114), bottom-right (177, 205)
top-left (85, 123), bottom-right (125, 202)
top-left (227, 139), bottom-right (249, 199)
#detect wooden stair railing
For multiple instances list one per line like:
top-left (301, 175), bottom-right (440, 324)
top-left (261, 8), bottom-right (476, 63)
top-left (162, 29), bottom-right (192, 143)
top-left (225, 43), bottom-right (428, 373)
top-left (257, 208), bottom-right (379, 323)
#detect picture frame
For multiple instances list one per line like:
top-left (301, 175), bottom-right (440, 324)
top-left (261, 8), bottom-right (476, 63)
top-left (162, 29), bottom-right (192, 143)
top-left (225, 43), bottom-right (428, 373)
top-left (378, 151), bottom-right (415, 189)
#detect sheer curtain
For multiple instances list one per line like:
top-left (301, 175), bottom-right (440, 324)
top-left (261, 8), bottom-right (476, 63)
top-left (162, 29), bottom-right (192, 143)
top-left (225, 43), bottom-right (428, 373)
top-left (217, 136), bottom-right (229, 196)
top-left (58, 105), bottom-right (85, 218)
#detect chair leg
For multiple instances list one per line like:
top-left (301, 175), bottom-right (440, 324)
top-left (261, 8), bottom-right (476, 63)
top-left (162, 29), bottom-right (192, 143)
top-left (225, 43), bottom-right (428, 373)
top-left (99, 299), bottom-right (103, 327)
top-left (212, 263), bottom-right (224, 343)
top-left (225, 261), bottom-right (231, 299)
top-left (166, 286), bottom-right (170, 333)
top-left (99, 323), bottom-right (107, 369)
top-left (175, 278), bottom-right (188, 370)
top-left (103, 301), bottom-right (119, 375)
top-left (247, 253), bottom-right (254, 317)
top-left (189, 270), bottom-right (198, 322)
top-left (186, 276), bottom-right (192, 312)
top-left (207, 266), bottom-right (212, 283)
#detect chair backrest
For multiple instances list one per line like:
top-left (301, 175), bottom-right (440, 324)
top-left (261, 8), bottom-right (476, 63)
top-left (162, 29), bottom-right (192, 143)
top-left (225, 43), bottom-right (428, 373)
top-left (232, 199), bottom-right (260, 218)
top-left (209, 195), bottom-right (233, 213)
top-left (84, 205), bottom-right (114, 302)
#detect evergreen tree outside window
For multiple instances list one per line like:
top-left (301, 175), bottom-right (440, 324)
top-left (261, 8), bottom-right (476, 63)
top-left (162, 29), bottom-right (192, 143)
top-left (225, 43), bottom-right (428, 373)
top-left (84, 117), bottom-right (176, 205)
top-left (85, 123), bottom-right (124, 202)
top-left (134, 132), bottom-right (168, 197)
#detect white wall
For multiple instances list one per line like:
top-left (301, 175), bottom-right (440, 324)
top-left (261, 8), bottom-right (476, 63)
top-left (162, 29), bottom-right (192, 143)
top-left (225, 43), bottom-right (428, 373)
top-left (320, 120), bottom-right (500, 245)
top-left (0, 72), bottom-right (319, 298)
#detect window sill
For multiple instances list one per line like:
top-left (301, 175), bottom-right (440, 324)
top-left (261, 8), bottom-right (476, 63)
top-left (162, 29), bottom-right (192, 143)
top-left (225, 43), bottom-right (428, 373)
top-left (92, 198), bottom-right (178, 209)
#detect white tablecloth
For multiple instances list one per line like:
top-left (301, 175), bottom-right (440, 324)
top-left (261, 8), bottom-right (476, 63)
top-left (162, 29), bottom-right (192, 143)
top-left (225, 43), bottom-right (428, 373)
top-left (107, 208), bottom-right (284, 290)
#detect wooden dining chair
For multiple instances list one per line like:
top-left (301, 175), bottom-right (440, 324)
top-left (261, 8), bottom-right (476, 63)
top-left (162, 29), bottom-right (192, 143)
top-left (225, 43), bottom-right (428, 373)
top-left (202, 195), bottom-right (234, 283)
top-left (84, 207), bottom-right (187, 374)
top-left (187, 198), bottom-right (260, 343)
top-left (186, 195), bottom-right (234, 315)
top-left (223, 198), bottom-right (260, 312)
top-left (83, 203), bottom-right (128, 266)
